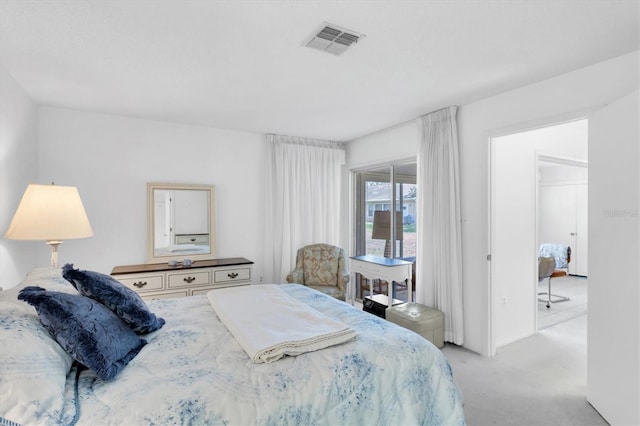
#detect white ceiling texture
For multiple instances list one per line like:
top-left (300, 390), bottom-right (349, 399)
top-left (1, 0), bottom-right (638, 141)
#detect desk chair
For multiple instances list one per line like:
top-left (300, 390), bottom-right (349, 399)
top-left (538, 244), bottom-right (571, 308)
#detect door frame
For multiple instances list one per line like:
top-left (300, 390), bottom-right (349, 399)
top-left (486, 114), bottom-right (589, 356)
top-left (350, 159), bottom-right (417, 301)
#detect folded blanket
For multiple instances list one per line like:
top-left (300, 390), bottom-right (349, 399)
top-left (207, 284), bottom-right (356, 363)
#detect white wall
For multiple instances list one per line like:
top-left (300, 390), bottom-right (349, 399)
top-left (347, 50), bottom-right (639, 356)
top-left (31, 107), bottom-right (266, 282)
top-left (587, 90), bottom-right (639, 425)
top-left (0, 66), bottom-right (44, 288)
top-left (459, 50), bottom-right (637, 355)
top-left (491, 120), bottom-right (587, 347)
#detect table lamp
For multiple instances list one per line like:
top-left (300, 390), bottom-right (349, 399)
top-left (371, 210), bottom-right (403, 258)
top-left (5, 183), bottom-right (94, 268)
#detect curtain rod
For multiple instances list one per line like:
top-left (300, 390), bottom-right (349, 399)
top-left (347, 105), bottom-right (458, 142)
top-left (266, 134), bottom-right (346, 149)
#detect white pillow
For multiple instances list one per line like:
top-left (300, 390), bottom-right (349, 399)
top-left (2, 267), bottom-right (78, 295)
top-left (0, 268), bottom-right (76, 425)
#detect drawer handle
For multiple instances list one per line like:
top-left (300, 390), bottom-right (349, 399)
top-left (133, 281), bottom-right (147, 288)
top-left (227, 272), bottom-right (239, 279)
top-left (190, 238), bottom-right (196, 242)
top-left (183, 276), bottom-right (196, 283)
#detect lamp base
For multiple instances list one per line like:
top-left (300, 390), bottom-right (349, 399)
top-left (384, 240), bottom-right (391, 258)
top-left (46, 240), bottom-right (62, 268)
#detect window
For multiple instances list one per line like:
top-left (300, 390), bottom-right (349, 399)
top-left (353, 161), bottom-right (417, 302)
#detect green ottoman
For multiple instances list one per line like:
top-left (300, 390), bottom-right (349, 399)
top-left (386, 302), bottom-right (445, 348)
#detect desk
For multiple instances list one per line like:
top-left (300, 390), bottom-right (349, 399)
top-left (350, 255), bottom-right (413, 308)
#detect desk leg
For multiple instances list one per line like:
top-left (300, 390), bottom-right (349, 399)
top-left (408, 264), bottom-right (413, 303)
top-left (369, 275), bottom-right (373, 302)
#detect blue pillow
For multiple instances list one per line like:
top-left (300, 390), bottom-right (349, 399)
top-left (18, 286), bottom-right (146, 381)
top-left (62, 264), bottom-right (165, 334)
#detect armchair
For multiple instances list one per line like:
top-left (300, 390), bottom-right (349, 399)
top-left (286, 243), bottom-right (350, 301)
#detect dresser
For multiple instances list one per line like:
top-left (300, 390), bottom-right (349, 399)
top-left (111, 257), bottom-right (253, 300)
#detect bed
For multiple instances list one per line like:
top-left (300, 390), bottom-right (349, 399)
top-left (1, 268), bottom-right (465, 425)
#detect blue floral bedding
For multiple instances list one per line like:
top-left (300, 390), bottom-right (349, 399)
top-left (22, 284), bottom-right (465, 425)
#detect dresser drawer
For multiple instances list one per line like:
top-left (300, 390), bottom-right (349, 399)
top-left (214, 267), bottom-right (251, 284)
top-left (167, 270), bottom-right (211, 288)
top-left (118, 275), bottom-right (164, 292)
top-left (175, 234), bottom-right (209, 245)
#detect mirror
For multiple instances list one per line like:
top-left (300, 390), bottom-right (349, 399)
top-left (147, 183), bottom-right (216, 264)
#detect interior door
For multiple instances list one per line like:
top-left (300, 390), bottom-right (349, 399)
top-left (586, 90), bottom-right (639, 426)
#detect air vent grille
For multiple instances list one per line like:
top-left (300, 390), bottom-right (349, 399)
top-left (305, 23), bottom-right (364, 55)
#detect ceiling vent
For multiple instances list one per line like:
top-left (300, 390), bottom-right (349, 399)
top-left (305, 23), bottom-right (364, 55)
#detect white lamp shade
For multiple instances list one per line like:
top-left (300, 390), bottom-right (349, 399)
top-left (5, 184), bottom-right (94, 241)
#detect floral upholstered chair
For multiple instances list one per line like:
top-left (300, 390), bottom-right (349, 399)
top-left (286, 243), bottom-right (350, 301)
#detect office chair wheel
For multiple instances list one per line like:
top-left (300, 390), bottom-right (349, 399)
top-left (546, 303), bottom-right (551, 308)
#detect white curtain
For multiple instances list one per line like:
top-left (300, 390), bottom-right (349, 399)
top-left (262, 134), bottom-right (346, 283)
top-left (416, 106), bottom-right (464, 345)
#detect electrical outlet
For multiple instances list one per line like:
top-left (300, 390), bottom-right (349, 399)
top-left (502, 297), bottom-right (507, 305)
top-left (259, 276), bottom-right (263, 283)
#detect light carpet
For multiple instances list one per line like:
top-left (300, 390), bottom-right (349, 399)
top-left (442, 314), bottom-right (606, 425)
top-left (538, 275), bottom-right (588, 330)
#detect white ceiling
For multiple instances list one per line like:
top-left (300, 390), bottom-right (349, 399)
top-left (1, 0), bottom-right (638, 141)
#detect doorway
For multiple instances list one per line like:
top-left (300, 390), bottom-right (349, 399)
top-left (489, 118), bottom-right (588, 351)
top-left (537, 155), bottom-right (588, 329)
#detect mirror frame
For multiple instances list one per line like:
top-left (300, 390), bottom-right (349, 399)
top-left (146, 183), bottom-right (217, 264)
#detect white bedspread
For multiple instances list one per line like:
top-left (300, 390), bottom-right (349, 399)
top-left (207, 284), bottom-right (356, 362)
top-left (22, 284), bottom-right (465, 425)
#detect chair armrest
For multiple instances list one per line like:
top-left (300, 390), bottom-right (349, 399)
top-left (287, 270), bottom-right (304, 284)
top-left (338, 273), bottom-right (350, 293)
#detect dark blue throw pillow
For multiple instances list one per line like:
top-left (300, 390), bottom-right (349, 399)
top-left (62, 264), bottom-right (165, 334)
top-left (18, 286), bottom-right (147, 381)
